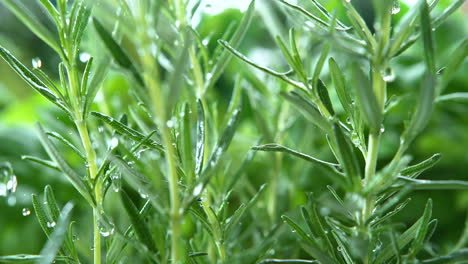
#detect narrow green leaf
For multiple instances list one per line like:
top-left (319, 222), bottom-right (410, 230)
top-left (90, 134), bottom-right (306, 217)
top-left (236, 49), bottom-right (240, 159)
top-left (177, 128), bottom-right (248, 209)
top-left (44, 186), bottom-right (75, 258)
top-left (91, 112), bottom-right (164, 153)
top-left (93, 18), bottom-right (144, 86)
top-left (38, 0), bottom-right (60, 25)
top-left (36, 202), bottom-right (74, 264)
top-left (376, 210), bottom-right (427, 263)
top-left (167, 29), bottom-right (192, 108)
top-left (226, 139), bottom-right (259, 192)
top-left (301, 206), bottom-right (336, 260)
top-left (0, 255), bottom-right (42, 262)
top-left (317, 79), bottom-right (335, 116)
top-left (36, 124), bottom-right (94, 206)
top-left (180, 103), bottom-right (194, 182)
top-left (111, 157), bottom-right (164, 214)
top-left (432, 0), bottom-right (465, 29)
top-left (195, 99), bottom-right (205, 177)
top-left (329, 58), bottom-right (352, 114)
top-left (403, 73), bottom-right (436, 144)
top-left (312, 44), bottom-right (330, 90)
top-left (330, 230), bottom-right (353, 264)
top-left (341, 1), bottom-right (376, 49)
top-left (46, 131), bottom-right (85, 160)
top-left (437, 92), bottom-right (468, 103)
top-left (189, 208), bottom-right (215, 239)
top-left (371, 186), bottom-right (413, 223)
top-left (352, 65), bottom-right (382, 134)
top-left (280, 91), bottom-right (331, 133)
top-left (32, 194), bottom-right (52, 238)
top-left (0, 46), bottom-right (69, 115)
top-left (278, 0), bottom-right (350, 31)
top-left (332, 123), bottom-right (361, 187)
top-left (204, 107), bottom-right (241, 172)
top-left (281, 215), bottom-right (315, 245)
top-left (420, 0), bottom-right (436, 74)
top-left (289, 29), bottom-right (304, 75)
top-left (204, 0), bottom-right (255, 92)
top-left (309, 0), bottom-right (350, 30)
top-left (388, 0), bottom-right (424, 57)
top-left (2, 0), bottom-right (61, 54)
top-left (120, 190), bottom-right (157, 252)
top-left (106, 200), bottom-right (152, 264)
top-left (276, 35), bottom-right (304, 80)
top-left (396, 177), bottom-right (468, 190)
top-left (252, 144), bottom-right (338, 167)
top-left (224, 184), bottom-right (266, 238)
top-left (422, 248), bottom-right (468, 264)
top-left (437, 39), bottom-right (468, 95)
top-left (71, 2), bottom-right (91, 46)
top-left (80, 57), bottom-right (94, 96)
top-left (370, 198), bottom-right (411, 227)
top-left (22, 156), bottom-right (60, 172)
top-left (219, 40), bottom-right (307, 92)
top-left (401, 153), bottom-right (442, 177)
top-left (84, 58), bottom-right (110, 117)
top-left (44, 186), bottom-right (61, 224)
top-left (407, 199), bottom-right (433, 258)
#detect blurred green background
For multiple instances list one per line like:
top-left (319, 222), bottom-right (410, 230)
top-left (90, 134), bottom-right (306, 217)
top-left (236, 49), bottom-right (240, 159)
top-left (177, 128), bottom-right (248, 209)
top-left (0, 0), bottom-right (467, 258)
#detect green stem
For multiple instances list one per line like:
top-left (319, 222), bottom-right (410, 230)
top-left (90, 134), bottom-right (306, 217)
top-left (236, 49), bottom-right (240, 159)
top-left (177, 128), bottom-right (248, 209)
top-left (93, 207), bottom-right (101, 264)
top-left (362, 132), bottom-right (380, 224)
top-left (142, 45), bottom-right (183, 264)
top-left (69, 56), bottom-right (100, 264)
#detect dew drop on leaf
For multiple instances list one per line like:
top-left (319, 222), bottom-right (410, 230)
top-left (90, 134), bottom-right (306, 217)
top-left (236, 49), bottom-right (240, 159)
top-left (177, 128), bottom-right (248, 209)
top-left (391, 0), bottom-right (401, 15)
top-left (32, 57), bottom-right (42, 69)
top-left (79, 52), bottom-right (91, 63)
top-left (22, 208), bottom-right (31, 216)
top-left (111, 173), bottom-right (121, 192)
top-left (47, 221), bottom-right (56, 228)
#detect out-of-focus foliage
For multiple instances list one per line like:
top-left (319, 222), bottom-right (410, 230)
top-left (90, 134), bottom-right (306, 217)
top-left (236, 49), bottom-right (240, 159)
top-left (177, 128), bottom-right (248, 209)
top-left (0, 0), bottom-right (466, 262)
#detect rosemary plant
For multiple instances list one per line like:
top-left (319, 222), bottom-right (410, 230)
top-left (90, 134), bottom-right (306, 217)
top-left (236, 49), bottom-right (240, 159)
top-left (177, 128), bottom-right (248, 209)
top-left (222, 0), bottom-right (468, 263)
top-left (0, 0), bottom-right (467, 264)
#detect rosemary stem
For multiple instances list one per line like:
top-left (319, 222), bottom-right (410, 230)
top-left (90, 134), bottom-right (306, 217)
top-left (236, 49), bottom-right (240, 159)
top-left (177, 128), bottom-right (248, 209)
top-left (93, 207), bottom-right (101, 264)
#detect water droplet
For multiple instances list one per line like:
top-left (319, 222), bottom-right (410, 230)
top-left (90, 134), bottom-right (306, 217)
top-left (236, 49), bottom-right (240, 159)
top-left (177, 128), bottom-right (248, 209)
top-left (98, 214), bottom-right (115, 237)
top-left (138, 189), bottom-right (149, 199)
top-left (346, 117), bottom-right (352, 124)
top-left (193, 184), bottom-right (203, 196)
top-left (380, 125), bottom-right (385, 133)
top-left (0, 162), bottom-right (17, 199)
top-left (202, 39), bottom-right (209, 46)
top-left (32, 57), bottom-right (42, 69)
top-left (79, 52), bottom-right (91, 63)
top-left (166, 117), bottom-right (176, 128)
top-left (47, 221), bottom-right (56, 228)
top-left (109, 137), bottom-right (119, 149)
top-left (351, 132), bottom-right (360, 147)
top-left (111, 173), bottom-right (121, 192)
top-left (6, 175), bottom-right (17, 193)
top-left (205, 72), bottom-right (213, 81)
top-left (391, 0), bottom-right (401, 15)
top-left (22, 208), bottom-right (31, 216)
top-left (382, 68), bottom-right (395, 82)
top-left (98, 126), bottom-right (104, 133)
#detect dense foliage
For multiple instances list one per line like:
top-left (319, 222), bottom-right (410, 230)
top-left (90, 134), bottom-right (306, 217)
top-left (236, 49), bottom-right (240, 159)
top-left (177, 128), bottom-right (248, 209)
top-left (0, 0), bottom-right (467, 264)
